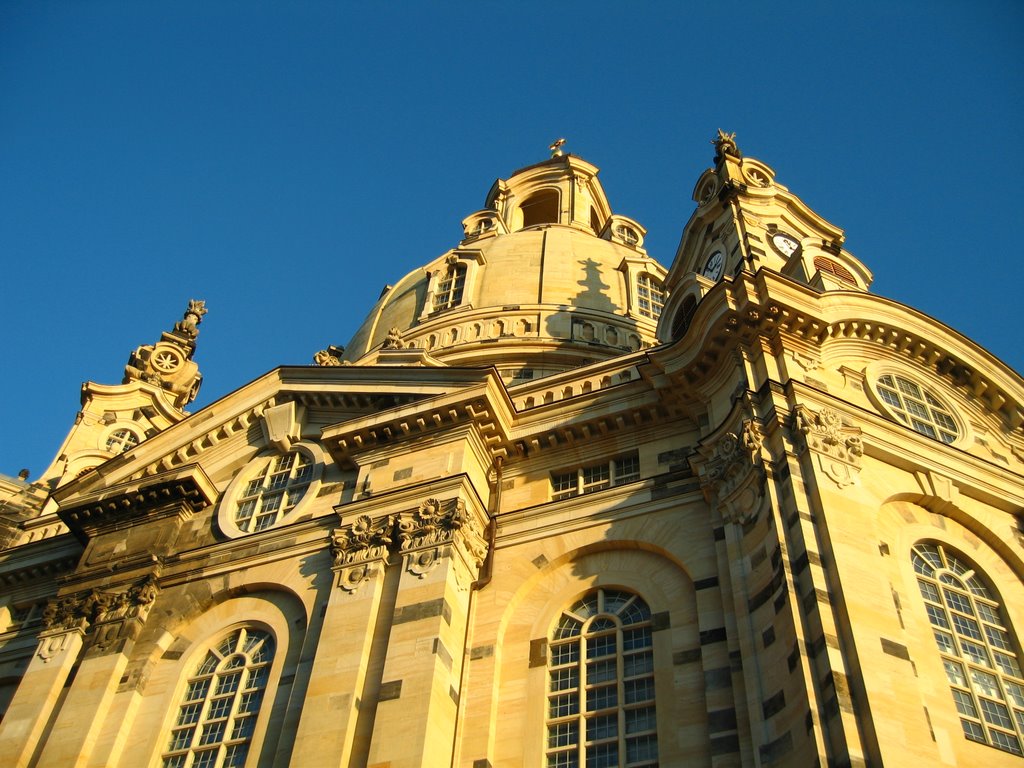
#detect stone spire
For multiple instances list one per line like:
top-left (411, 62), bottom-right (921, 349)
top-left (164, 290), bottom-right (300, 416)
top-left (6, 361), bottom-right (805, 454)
top-left (123, 299), bottom-right (206, 409)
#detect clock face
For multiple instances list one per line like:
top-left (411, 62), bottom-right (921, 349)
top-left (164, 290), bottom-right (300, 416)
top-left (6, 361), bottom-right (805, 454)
top-left (702, 251), bottom-right (724, 281)
top-left (771, 233), bottom-right (800, 257)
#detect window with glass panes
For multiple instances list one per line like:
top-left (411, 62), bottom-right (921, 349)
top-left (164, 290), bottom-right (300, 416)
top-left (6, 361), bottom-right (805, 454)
top-left (913, 542), bottom-right (1024, 755)
top-left (551, 454), bottom-right (640, 501)
top-left (105, 428), bottom-right (140, 454)
top-left (234, 452), bottom-right (312, 533)
top-left (433, 261), bottom-right (466, 311)
top-left (636, 274), bottom-right (665, 320)
top-left (875, 375), bottom-right (958, 443)
top-left (162, 628), bottom-right (274, 768)
top-left (546, 589), bottom-right (658, 767)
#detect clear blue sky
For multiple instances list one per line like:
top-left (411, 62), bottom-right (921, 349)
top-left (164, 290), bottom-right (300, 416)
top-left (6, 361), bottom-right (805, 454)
top-left (2, 1), bottom-right (1022, 479)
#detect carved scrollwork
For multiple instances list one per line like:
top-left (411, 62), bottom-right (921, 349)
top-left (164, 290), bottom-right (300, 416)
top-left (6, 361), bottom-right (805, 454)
top-left (41, 574), bottom-right (161, 659)
top-left (693, 419), bottom-right (767, 525)
top-left (331, 514), bottom-right (394, 567)
top-left (398, 498), bottom-right (487, 583)
top-left (793, 405), bottom-right (864, 488)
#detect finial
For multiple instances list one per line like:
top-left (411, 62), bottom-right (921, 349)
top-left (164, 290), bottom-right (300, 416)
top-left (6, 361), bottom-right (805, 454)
top-left (712, 129), bottom-right (740, 163)
top-left (173, 299), bottom-right (208, 340)
top-left (549, 138), bottom-right (566, 158)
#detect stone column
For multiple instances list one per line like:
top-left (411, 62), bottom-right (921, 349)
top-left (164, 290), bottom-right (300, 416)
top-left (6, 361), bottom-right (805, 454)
top-left (290, 514), bottom-right (396, 767)
top-left (364, 497), bottom-right (487, 768)
top-left (0, 600), bottom-right (90, 768)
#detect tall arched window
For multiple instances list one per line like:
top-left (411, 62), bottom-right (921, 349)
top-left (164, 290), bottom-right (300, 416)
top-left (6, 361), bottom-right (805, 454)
top-left (162, 628), bottom-right (275, 768)
top-left (433, 261), bottom-right (467, 312)
top-left (913, 542), bottom-right (1024, 755)
top-left (546, 588), bottom-right (658, 767)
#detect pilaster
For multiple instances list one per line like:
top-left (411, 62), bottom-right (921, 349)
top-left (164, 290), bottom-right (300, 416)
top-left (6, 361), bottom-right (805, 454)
top-left (290, 513), bottom-right (395, 766)
top-left (366, 496), bottom-right (487, 768)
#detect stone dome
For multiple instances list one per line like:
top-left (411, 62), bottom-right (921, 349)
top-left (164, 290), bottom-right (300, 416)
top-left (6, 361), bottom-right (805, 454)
top-left (343, 153), bottom-right (668, 382)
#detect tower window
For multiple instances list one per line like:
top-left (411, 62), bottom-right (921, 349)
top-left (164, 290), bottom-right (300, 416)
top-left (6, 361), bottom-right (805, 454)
top-left (433, 261), bottom-right (467, 312)
top-left (521, 190), bottom-right (560, 228)
top-left (546, 589), bottom-right (658, 767)
top-left (636, 274), bottom-right (665, 320)
top-left (105, 428), bottom-right (140, 454)
top-left (234, 452), bottom-right (313, 533)
top-left (875, 375), bottom-right (958, 444)
top-left (913, 543), bottom-right (1024, 755)
top-left (813, 256), bottom-right (856, 285)
top-left (162, 628), bottom-right (275, 768)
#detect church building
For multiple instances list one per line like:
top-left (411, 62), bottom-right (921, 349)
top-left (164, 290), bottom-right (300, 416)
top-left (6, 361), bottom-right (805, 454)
top-left (0, 133), bottom-right (1022, 767)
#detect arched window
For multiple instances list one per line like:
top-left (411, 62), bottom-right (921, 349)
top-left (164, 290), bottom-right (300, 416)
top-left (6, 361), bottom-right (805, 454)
top-left (546, 588), bottom-right (658, 767)
top-left (636, 274), bottom-right (665, 320)
top-left (162, 628), bottom-right (275, 768)
top-left (670, 295), bottom-right (697, 340)
top-left (433, 261), bottom-right (467, 312)
top-left (913, 542), bottom-right (1024, 755)
top-left (521, 190), bottom-right (560, 227)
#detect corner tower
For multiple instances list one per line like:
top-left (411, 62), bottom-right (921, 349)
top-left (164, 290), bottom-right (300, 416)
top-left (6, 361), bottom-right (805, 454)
top-left (659, 131), bottom-right (873, 342)
top-left (342, 143), bottom-right (668, 383)
top-left (37, 301), bottom-right (207, 488)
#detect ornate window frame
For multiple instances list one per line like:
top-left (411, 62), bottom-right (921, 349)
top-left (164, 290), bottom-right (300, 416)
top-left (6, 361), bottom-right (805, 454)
top-left (217, 441), bottom-right (323, 538)
top-left (864, 362), bottom-right (967, 446)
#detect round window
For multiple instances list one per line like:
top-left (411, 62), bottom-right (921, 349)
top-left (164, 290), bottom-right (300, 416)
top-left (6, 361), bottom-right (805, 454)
top-left (874, 374), bottom-right (958, 444)
top-left (105, 428), bottom-right (140, 454)
top-left (233, 450), bottom-right (316, 533)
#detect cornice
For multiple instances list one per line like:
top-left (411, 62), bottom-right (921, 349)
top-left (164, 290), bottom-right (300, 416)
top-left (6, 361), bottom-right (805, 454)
top-left (55, 464), bottom-right (217, 542)
top-left (650, 270), bottom-right (1024, 431)
top-left (320, 374), bottom-right (516, 467)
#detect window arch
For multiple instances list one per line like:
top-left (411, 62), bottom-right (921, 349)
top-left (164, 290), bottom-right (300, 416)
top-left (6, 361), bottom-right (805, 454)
top-left (913, 542), bottom-right (1024, 755)
top-left (162, 627), bottom-right (275, 767)
top-left (546, 588), bottom-right (658, 767)
top-left (875, 374), bottom-right (958, 444)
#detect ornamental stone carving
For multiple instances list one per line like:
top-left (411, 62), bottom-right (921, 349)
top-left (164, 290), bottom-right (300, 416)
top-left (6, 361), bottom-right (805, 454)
top-left (397, 498), bottom-right (487, 583)
top-left (793, 405), bottom-right (864, 489)
top-left (40, 574), bottom-right (160, 660)
top-left (692, 419), bottom-right (767, 526)
top-left (330, 514), bottom-right (395, 593)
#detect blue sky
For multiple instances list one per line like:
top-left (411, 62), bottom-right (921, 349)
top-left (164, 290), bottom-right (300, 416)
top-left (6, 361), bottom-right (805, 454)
top-left (2, 1), bottom-right (1022, 479)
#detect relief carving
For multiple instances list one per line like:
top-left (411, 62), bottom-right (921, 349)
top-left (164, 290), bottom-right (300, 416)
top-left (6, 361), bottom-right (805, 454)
top-left (40, 574), bottom-right (160, 660)
top-left (330, 514), bottom-right (395, 593)
top-left (793, 405), bottom-right (863, 488)
top-left (398, 498), bottom-right (487, 584)
top-left (694, 419), bottom-right (767, 525)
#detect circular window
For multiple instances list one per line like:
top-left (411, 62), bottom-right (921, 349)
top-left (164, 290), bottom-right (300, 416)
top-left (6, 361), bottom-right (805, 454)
top-left (875, 374), bottom-right (958, 443)
top-left (105, 428), bottom-right (139, 454)
top-left (229, 449), bottom-right (319, 534)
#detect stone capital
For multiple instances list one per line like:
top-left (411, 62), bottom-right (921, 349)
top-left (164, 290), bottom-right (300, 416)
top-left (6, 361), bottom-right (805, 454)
top-left (692, 419), bottom-right (767, 525)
